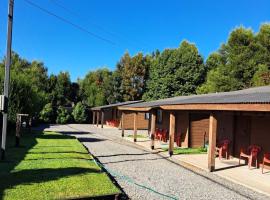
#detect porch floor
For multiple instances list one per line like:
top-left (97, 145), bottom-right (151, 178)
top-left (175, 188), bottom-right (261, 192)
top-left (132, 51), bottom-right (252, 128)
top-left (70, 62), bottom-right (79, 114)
top-left (174, 154), bottom-right (270, 196)
top-left (122, 131), bottom-right (270, 196)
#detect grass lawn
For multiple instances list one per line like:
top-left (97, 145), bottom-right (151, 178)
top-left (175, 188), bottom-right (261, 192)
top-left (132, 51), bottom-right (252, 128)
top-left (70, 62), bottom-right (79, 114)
top-left (0, 131), bottom-right (120, 200)
top-left (127, 134), bottom-right (148, 138)
top-left (163, 147), bottom-right (207, 155)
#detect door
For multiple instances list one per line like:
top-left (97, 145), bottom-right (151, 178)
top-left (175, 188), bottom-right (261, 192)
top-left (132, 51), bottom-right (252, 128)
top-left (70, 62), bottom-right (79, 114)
top-left (233, 116), bottom-right (251, 157)
top-left (189, 114), bottom-right (210, 148)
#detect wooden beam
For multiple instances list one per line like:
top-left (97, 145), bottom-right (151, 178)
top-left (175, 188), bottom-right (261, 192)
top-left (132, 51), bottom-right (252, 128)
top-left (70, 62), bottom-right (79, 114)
top-left (133, 112), bottom-right (138, 142)
top-left (169, 111), bottom-right (176, 156)
top-left (96, 111), bottom-right (100, 127)
top-left (150, 110), bottom-right (156, 150)
top-left (118, 106), bottom-right (152, 112)
top-left (101, 111), bottom-right (104, 128)
top-left (92, 111), bottom-right (96, 125)
top-left (160, 103), bottom-right (270, 112)
top-left (208, 112), bottom-right (217, 172)
top-left (121, 112), bottom-right (125, 137)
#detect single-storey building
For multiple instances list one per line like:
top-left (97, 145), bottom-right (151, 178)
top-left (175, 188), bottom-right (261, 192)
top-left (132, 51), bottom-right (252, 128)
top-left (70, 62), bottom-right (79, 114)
top-left (118, 86), bottom-right (270, 172)
top-left (91, 101), bottom-right (150, 131)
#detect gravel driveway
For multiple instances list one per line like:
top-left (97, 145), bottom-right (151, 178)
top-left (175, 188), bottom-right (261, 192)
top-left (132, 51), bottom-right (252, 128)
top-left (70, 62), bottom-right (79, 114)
top-left (41, 124), bottom-right (268, 200)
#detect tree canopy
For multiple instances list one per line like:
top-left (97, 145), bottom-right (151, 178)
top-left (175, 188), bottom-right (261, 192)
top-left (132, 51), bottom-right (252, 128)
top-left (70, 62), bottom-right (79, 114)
top-left (1, 23), bottom-right (270, 124)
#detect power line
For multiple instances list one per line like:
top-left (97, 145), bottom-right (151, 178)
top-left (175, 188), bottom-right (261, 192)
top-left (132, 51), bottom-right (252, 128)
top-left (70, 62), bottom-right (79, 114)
top-left (49, 0), bottom-right (149, 50)
top-left (23, 0), bottom-right (116, 45)
top-left (49, 0), bottom-right (118, 39)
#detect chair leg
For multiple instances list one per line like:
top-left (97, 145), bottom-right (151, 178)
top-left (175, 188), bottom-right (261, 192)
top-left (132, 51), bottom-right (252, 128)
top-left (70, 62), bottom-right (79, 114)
top-left (262, 160), bottom-right (264, 174)
top-left (248, 156), bottom-right (252, 169)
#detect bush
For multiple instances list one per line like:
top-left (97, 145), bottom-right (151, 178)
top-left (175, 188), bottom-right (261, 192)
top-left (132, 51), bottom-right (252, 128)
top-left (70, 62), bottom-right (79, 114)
top-left (72, 102), bottom-right (87, 123)
top-left (56, 106), bottom-right (71, 124)
top-left (39, 103), bottom-right (55, 123)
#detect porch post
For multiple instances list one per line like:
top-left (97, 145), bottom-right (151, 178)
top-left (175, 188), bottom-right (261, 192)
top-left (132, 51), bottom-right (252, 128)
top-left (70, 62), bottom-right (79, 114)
top-left (92, 111), bottom-right (96, 125)
top-left (96, 111), bottom-right (100, 127)
top-left (134, 112), bottom-right (138, 142)
top-left (208, 112), bottom-right (217, 172)
top-left (101, 111), bottom-right (104, 128)
top-left (121, 111), bottom-right (125, 137)
top-left (169, 111), bottom-right (175, 156)
top-left (150, 110), bottom-right (156, 150)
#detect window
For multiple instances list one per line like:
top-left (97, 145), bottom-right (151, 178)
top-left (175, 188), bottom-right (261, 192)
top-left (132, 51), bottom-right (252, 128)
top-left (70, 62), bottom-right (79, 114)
top-left (144, 112), bottom-right (150, 120)
top-left (157, 109), bottom-right (163, 124)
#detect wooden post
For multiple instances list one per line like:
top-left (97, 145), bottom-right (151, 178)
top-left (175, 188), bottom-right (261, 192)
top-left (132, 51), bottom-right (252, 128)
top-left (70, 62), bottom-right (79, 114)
top-left (101, 111), bottom-right (104, 128)
top-left (96, 111), bottom-right (100, 127)
top-left (92, 111), bottom-right (96, 125)
top-left (150, 110), bottom-right (156, 150)
top-left (133, 112), bottom-right (138, 142)
top-left (121, 112), bottom-right (125, 137)
top-left (169, 111), bottom-right (175, 156)
top-left (208, 112), bottom-right (217, 172)
top-left (15, 115), bottom-right (21, 147)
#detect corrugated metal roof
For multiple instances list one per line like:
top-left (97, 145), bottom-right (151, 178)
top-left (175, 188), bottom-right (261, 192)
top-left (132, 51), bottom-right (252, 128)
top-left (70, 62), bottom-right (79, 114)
top-left (91, 100), bottom-right (144, 110)
top-left (120, 86), bottom-right (270, 108)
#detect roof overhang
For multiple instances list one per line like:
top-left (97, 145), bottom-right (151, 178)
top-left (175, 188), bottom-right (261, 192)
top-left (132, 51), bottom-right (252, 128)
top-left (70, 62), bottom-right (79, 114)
top-left (160, 103), bottom-right (270, 112)
top-left (117, 106), bottom-right (152, 112)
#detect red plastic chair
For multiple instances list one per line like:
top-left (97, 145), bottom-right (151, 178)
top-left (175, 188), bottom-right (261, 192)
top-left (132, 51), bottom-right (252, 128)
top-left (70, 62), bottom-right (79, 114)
top-left (175, 132), bottom-right (181, 147)
top-left (217, 139), bottom-right (230, 160)
top-left (155, 128), bottom-right (162, 140)
top-left (239, 145), bottom-right (261, 169)
top-left (161, 129), bottom-right (168, 142)
top-left (262, 153), bottom-right (270, 174)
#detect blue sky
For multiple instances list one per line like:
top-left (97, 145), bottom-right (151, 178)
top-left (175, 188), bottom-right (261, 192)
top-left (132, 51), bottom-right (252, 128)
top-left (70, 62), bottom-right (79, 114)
top-left (0, 0), bottom-right (269, 81)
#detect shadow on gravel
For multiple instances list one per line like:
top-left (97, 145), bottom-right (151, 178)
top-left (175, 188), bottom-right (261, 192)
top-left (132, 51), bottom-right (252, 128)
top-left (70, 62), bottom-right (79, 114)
top-left (78, 137), bottom-right (106, 143)
top-left (97, 152), bottom-right (152, 158)
top-left (102, 157), bottom-right (166, 164)
top-left (60, 131), bottom-right (93, 135)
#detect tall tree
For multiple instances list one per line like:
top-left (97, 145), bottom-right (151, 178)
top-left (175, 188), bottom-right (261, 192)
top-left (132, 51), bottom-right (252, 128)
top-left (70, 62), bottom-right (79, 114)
top-left (143, 41), bottom-right (206, 100)
top-left (198, 24), bottom-right (270, 94)
top-left (79, 68), bottom-right (112, 107)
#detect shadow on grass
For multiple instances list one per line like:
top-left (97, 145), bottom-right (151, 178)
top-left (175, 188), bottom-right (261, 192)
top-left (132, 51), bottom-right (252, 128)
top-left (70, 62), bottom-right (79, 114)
top-left (0, 167), bottom-right (101, 194)
top-left (36, 134), bottom-right (75, 140)
top-left (0, 131), bottom-right (106, 199)
top-left (28, 151), bottom-right (89, 154)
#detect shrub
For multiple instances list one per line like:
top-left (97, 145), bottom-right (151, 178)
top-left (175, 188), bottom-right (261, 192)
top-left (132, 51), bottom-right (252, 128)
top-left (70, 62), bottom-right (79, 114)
top-left (39, 103), bottom-right (55, 123)
top-left (72, 102), bottom-right (87, 123)
top-left (56, 106), bottom-right (71, 124)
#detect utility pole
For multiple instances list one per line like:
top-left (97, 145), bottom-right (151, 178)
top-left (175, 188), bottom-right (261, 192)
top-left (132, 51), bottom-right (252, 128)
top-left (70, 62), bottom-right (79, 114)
top-left (1, 0), bottom-right (14, 160)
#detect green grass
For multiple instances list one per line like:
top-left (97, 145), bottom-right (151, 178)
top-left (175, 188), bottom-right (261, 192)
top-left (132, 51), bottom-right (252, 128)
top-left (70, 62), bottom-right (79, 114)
top-left (163, 147), bottom-right (207, 155)
top-left (0, 131), bottom-right (120, 200)
top-left (127, 134), bottom-right (148, 138)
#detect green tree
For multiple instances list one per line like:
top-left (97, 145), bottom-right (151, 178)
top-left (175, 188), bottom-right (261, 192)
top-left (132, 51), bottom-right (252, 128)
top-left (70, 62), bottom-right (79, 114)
top-left (56, 106), bottom-right (71, 124)
top-left (72, 102), bottom-right (87, 123)
top-left (39, 103), bottom-right (55, 123)
top-left (143, 41), bottom-right (206, 100)
top-left (198, 24), bottom-right (270, 94)
top-left (79, 68), bottom-right (112, 107)
top-left (119, 52), bottom-right (150, 101)
top-left (54, 72), bottom-right (72, 106)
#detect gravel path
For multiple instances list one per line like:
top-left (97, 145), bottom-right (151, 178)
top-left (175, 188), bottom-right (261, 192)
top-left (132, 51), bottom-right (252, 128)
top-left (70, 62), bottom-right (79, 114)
top-left (41, 124), bottom-right (268, 200)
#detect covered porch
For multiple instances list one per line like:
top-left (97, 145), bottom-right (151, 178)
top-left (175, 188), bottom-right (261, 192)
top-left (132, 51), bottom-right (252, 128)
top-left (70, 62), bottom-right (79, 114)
top-left (174, 153), bottom-right (270, 195)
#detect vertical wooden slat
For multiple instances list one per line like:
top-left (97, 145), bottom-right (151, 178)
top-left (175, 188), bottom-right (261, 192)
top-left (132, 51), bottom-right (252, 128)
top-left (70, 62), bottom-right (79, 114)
top-left (92, 111), bottom-right (96, 125)
top-left (150, 110), bottom-right (156, 150)
top-left (134, 112), bottom-right (138, 142)
top-left (101, 111), bottom-right (104, 128)
top-left (169, 111), bottom-right (175, 156)
top-left (96, 111), bottom-right (100, 127)
top-left (208, 112), bottom-right (217, 172)
top-left (121, 112), bottom-right (125, 137)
